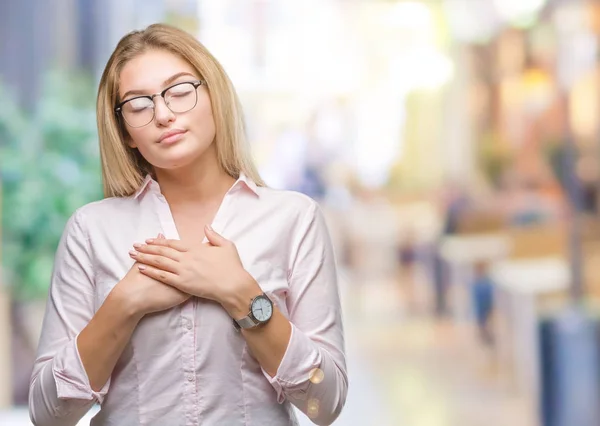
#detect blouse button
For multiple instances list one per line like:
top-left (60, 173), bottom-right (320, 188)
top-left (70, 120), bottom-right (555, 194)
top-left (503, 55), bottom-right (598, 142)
top-left (187, 374), bottom-right (195, 382)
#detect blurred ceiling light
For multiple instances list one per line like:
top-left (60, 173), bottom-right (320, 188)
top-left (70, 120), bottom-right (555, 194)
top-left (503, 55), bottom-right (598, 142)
top-left (443, 0), bottom-right (501, 43)
top-left (384, 1), bottom-right (432, 31)
top-left (392, 47), bottom-right (454, 92)
top-left (493, 0), bottom-right (548, 27)
top-left (353, 90), bottom-right (404, 189)
top-left (522, 68), bottom-right (554, 115)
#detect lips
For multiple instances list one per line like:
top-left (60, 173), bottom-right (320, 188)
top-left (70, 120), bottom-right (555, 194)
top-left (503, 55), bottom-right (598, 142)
top-left (158, 129), bottom-right (187, 145)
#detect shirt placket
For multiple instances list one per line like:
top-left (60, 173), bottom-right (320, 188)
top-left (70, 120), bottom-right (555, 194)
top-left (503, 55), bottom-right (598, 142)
top-left (181, 301), bottom-right (198, 426)
top-left (152, 192), bottom-right (199, 426)
top-left (151, 183), bottom-right (239, 425)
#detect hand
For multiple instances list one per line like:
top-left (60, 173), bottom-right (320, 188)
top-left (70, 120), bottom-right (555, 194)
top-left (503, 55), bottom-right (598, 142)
top-left (129, 225), bottom-right (261, 316)
top-left (113, 233), bottom-right (191, 317)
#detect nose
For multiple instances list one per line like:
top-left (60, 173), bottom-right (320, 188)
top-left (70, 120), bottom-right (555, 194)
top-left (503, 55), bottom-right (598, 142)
top-left (153, 97), bottom-right (175, 126)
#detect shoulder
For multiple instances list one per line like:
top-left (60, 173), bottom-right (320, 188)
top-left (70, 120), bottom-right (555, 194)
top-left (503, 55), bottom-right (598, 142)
top-left (75, 196), bottom-right (136, 219)
top-left (255, 186), bottom-right (319, 220)
top-left (68, 196), bottom-right (137, 232)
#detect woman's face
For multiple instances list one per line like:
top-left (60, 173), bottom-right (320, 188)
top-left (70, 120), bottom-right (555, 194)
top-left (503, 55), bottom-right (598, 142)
top-left (118, 49), bottom-right (216, 171)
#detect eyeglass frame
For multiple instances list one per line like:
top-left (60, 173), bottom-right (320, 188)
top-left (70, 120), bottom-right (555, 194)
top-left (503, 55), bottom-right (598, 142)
top-left (114, 80), bottom-right (206, 128)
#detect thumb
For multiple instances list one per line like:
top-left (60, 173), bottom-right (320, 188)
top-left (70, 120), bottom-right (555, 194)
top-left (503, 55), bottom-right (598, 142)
top-left (204, 225), bottom-right (227, 246)
top-left (157, 232), bottom-right (165, 239)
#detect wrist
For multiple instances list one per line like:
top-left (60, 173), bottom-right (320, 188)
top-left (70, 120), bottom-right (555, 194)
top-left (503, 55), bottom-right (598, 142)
top-left (221, 271), bottom-right (263, 319)
top-left (106, 287), bottom-right (145, 323)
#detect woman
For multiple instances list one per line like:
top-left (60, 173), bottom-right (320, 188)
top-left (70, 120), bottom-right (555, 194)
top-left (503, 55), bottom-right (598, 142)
top-left (29, 23), bottom-right (347, 426)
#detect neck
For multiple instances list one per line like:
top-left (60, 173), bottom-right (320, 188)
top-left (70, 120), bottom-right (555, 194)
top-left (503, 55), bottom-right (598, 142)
top-left (153, 150), bottom-right (236, 206)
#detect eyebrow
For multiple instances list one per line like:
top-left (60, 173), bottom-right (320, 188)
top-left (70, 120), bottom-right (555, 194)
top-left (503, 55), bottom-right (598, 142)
top-left (121, 72), bottom-right (198, 100)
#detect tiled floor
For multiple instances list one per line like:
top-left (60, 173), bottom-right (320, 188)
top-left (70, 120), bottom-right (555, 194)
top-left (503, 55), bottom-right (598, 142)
top-left (336, 273), bottom-right (533, 426)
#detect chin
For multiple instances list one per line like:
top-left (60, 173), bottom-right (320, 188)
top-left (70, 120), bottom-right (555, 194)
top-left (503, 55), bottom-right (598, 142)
top-left (152, 147), bottom-right (212, 170)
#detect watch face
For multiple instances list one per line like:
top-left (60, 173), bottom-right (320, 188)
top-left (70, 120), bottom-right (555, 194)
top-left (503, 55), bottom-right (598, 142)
top-left (251, 295), bottom-right (273, 322)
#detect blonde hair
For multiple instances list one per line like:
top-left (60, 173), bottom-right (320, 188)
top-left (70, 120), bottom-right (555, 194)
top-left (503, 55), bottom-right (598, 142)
top-left (96, 23), bottom-right (265, 198)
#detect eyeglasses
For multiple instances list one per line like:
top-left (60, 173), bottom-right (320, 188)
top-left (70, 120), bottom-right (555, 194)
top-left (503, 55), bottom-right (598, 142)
top-left (115, 80), bottom-right (205, 128)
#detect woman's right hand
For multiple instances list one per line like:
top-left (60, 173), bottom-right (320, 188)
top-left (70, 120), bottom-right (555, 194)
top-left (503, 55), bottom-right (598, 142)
top-left (111, 234), bottom-right (191, 317)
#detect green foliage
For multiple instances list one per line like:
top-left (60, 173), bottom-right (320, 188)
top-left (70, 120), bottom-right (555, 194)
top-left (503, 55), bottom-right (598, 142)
top-left (0, 71), bottom-right (103, 300)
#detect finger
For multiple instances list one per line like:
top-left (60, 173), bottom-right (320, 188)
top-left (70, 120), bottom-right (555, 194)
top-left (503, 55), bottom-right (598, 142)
top-left (137, 264), bottom-right (180, 287)
top-left (130, 251), bottom-right (180, 274)
top-left (145, 237), bottom-right (189, 252)
top-left (204, 225), bottom-right (229, 247)
top-left (133, 243), bottom-right (182, 262)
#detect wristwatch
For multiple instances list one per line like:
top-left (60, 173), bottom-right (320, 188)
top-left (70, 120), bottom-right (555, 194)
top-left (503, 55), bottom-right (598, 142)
top-left (233, 293), bottom-right (274, 330)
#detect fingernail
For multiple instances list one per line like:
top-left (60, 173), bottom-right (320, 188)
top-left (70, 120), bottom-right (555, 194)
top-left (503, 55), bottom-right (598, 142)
top-left (206, 225), bottom-right (213, 232)
top-left (129, 250), bottom-right (138, 257)
top-left (138, 264), bottom-right (146, 270)
top-left (133, 243), bottom-right (143, 249)
top-left (146, 238), bottom-right (155, 244)
top-left (158, 233), bottom-right (165, 239)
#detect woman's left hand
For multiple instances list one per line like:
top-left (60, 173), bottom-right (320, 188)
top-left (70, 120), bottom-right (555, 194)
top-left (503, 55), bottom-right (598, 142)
top-left (129, 225), bottom-right (261, 315)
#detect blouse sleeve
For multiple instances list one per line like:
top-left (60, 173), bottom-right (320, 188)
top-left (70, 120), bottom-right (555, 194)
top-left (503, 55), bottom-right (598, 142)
top-left (261, 200), bottom-right (348, 425)
top-left (29, 209), bottom-right (110, 426)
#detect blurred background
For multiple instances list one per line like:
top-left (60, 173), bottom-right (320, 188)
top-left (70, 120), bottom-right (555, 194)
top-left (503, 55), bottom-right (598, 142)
top-left (2, 0), bottom-right (600, 425)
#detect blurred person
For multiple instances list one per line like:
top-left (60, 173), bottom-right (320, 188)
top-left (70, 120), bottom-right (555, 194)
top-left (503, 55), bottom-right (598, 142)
top-left (398, 230), bottom-right (418, 272)
top-left (259, 125), bottom-right (308, 191)
top-left (295, 165), bottom-right (327, 200)
top-left (470, 261), bottom-right (495, 346)
top-left (431, 246), bottom-right (449, 318)
top-left (260, 125), bottom-right (326, 200)
top-left (28, 24), bottom-right (347, 426)
top-left (396, 229), bottom-right (420, 314)
top-left (430, 183), bottom-right (470, 318)
top-left (441, 182), bottom-right (471, 235)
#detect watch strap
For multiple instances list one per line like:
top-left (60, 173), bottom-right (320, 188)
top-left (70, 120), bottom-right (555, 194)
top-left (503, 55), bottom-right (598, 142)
top-left (234, 315), bottom-right (260, 330)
